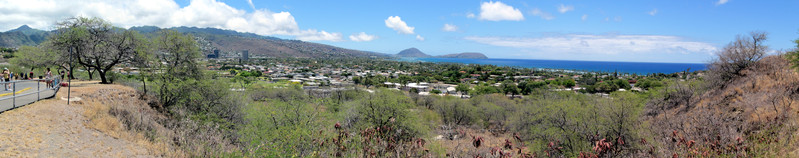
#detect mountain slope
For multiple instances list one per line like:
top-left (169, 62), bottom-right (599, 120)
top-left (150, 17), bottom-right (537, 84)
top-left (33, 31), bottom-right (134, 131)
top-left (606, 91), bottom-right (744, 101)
top-left (136, 26), bottom-right (388, 58)
top-left (396, 48), bottom-right (431, 58)
top-left (0, 25), bottom-right (50, 47)
top-left (1, 25), bottom-right (387, 58)
top-left (644, 55), bottom-right (799, 156)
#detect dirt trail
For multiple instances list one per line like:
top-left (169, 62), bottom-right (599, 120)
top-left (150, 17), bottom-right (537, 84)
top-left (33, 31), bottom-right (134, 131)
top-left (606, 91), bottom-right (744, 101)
top-left (0, 82), bottom-right (152, 157)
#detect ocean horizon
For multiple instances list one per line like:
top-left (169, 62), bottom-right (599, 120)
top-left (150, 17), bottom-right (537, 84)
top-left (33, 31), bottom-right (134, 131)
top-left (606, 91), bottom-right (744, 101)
top-left (402, 58), bottom-right (707, 74)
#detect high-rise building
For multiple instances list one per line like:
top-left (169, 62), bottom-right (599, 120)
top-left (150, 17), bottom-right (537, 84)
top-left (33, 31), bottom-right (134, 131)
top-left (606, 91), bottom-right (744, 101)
top-left (207, 49), bottom-right (221, 58)
top-left (242, 50), bottom-right (249, 60)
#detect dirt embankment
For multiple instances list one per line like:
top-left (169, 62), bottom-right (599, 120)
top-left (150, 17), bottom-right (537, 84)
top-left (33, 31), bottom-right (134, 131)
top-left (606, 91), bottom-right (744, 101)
top-left (0, 82), bottom-right (170, 157)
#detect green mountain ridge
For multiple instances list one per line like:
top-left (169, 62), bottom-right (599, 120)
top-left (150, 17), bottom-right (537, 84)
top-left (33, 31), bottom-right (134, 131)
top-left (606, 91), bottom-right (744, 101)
top-left (0, 25), bottom-right (50, 47)
top-left (1, 25), bottom-right (388, 58)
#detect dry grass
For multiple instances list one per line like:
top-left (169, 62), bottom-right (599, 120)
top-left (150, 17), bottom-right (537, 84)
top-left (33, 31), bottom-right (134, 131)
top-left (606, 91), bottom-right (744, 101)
top-left (0, 84), bottom-right (153, 157)
top-left (434, 127), bottom-right (531, 157)
top-left (73, 84), bottom-right (188, 157)
top-left (645, 55), bottom-right (799, 157)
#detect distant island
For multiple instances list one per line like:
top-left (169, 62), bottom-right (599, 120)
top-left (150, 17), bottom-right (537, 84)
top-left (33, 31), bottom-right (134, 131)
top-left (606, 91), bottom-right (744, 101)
top-left (436, 52), bottom-right (488, 59)
top-left (395, 47), bottom-right (488, 59)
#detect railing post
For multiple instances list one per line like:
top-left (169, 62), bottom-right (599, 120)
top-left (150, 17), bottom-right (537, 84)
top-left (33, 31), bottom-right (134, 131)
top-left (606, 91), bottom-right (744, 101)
top-left (12, 82), bottom-right (16, 108)
top-left (38, 80), bottom-right (40, 100)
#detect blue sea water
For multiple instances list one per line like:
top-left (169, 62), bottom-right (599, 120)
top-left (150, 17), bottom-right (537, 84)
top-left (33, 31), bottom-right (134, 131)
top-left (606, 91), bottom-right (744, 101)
top-left (406, 58), bottom-right (706, 74)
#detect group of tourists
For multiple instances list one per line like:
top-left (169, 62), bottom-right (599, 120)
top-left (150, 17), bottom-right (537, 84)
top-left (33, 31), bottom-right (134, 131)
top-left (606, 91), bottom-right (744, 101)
top-left (1, 67), bottom-right (58, 91)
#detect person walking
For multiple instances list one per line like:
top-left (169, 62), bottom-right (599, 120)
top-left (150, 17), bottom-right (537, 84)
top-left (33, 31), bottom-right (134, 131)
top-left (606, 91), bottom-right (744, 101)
top-left (3, 68), bottom-right (11, 91)
top-left (1, 68), bottom-right (6, 91)
top-left (46, 68), bottom-right (53, 88)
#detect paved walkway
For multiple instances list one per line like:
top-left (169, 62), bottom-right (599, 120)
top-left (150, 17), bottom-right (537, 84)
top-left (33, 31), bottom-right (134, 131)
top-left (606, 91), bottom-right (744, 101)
top-left (0, 80), bottom-right (58, 112)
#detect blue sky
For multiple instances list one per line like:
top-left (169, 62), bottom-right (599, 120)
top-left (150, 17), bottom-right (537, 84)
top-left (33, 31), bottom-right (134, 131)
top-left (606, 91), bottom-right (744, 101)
top-left (1, 0), bottom-right (798, 63)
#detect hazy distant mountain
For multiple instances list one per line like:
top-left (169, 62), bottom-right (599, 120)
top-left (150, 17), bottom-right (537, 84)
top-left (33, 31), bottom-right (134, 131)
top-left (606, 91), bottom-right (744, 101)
top-left (0, 25), bottom-right (50, 47)
top-left (396, 48), bottom-right (431, 58)
top-left (396, 47), bottom-right (489, 59)
top-left (0, 25), bottom-right (388, 58)
top-left (436, 52), bottom-right (488, 59)
top-left (134, 26), bottom-right (388, 58)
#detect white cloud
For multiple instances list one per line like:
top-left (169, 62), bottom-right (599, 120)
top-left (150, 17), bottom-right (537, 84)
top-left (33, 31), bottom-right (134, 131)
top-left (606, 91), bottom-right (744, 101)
top-left (384, 16), bottom-right (415, 34)
top-left (295, 30), bottom-right (343, 42)
top-left (0, 0), bottom-right (343, 41)
top-left (530, 8), bottom-right (555, 20)
top-left (581, 14), bottom-right (588, 21)
top-left (648, 9), bottom-right (658, 16)
top-left (557, 4), bottom-right (574, 13)
top-left (466, 13), bottom-right (475, 18)
top-left (464, 34), bottom-right (718, 55)
top-left (416, 35), bottom-right (425, 41)
top-left (442, 24), bottom-right (458, 32)
top-left (716, 0), bottom-right (729, 5)
top-left (478, 1), bottom-right (524, 21)
top-left (348, 32), bottom-right (377, 42)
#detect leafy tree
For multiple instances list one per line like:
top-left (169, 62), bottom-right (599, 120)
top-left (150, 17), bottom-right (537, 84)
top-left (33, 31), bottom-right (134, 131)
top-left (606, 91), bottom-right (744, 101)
top-left (432, 96), bottom-right (476, 126)
top-left (409, 87), bottom-right (419, 94)
top-left (455, 83), bottom-right (470, 97)
top-left (561, 78), bottom-right (576, 88)
top-left (10, 45), bottom-right (59, 71)
top-left (473, 82), bottom-right (499, 95)
top-left (51, 17), bottom-right (146, 83)
top-left (501, 80), bottom-right (519, 97)
top-left (344, 90), bottom-right (427, 139)
top-left (240, 97), bottom-right (327, 156)
top-left (613, 79), bottom-right (631, 90)
top-left (398, 75), bottom-right (411, 87)
top-left (150, 29), bottom-right (203, 108)
top-left (635, 78), bottom-right (664, 90)
top-left (787, 37), bottom-right (799, 70)
top-left (232, 75), bottom-right (253, 89)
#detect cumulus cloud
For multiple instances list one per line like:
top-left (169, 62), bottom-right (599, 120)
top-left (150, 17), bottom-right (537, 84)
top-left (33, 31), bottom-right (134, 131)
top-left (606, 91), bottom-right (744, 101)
top-left (478, 1), bottom-right (524, 21)
top-left (581, 14), bottom-right (588, 21)
top-left (384, 16), bottom-right (415, 34)
top-left (464, 34), bottom-right (718, 55)
top-left (348, 32), bottom-right (377, 42)
top-left (416, 35), bottom-right (425, 41)
top-left (530, 8), bottom-right (555, 20)
top-left (648, 9), bottom-right (658, 16)
top-left (0, 0), bottom-right (343, 41)
top-left (295, 30), bottom-right (343, 41)
top-left (716, 0), bottom-right (729, 5)
top-left (442, 24), bottom-right (458, 32)
top-left (557, 4), bottom-right (574, 13)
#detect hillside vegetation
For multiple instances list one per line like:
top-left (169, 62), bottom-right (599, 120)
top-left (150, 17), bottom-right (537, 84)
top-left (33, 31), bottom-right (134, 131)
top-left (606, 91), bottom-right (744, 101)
top-left (3, 16), bottom-right (799, 157)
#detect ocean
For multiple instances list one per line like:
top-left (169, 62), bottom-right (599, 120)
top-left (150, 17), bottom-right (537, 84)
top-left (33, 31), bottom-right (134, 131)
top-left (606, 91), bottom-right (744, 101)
top-left (404, 58), bottom-right (707, 74)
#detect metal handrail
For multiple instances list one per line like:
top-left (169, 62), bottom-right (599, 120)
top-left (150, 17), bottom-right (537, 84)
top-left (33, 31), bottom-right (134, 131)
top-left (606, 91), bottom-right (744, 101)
top-left (0, 75), bottom-right (62, 112)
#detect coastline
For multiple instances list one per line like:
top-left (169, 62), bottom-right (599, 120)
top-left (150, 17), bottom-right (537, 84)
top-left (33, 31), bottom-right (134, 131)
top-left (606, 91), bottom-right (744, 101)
top-left (395, 57), bottom-right (707, 74)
